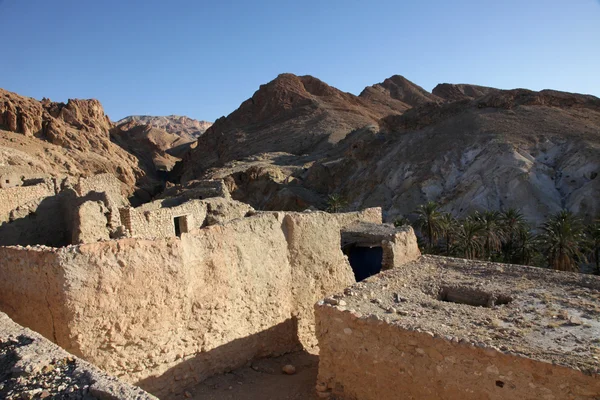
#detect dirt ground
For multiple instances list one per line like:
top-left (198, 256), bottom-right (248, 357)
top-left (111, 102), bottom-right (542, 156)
top-left (180, 351), bottom-right (319, 400)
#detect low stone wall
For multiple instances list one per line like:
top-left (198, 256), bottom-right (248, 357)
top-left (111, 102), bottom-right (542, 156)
top-left (315, 258), bottom-right (600, 400)
top-left (316, 303), bottom-right (600, 399)
top-left (0, 311), bottom-right (156, 399)
top-left (0, 208), bottom-right (382, 398)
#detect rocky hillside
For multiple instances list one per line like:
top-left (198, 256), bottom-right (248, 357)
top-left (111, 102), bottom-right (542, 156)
top-left (116, 115), bottom-right (212, 142)
top-left (0, 88), bottom-right (154, 194)
top-left (176, 73), bottom-right (411, 181)
top-left (432, 83), bottom-right (499, 101)
top-left (316, 89), bottom-right (600, 223)
top-left (177, 75), bottom-right (600, 224)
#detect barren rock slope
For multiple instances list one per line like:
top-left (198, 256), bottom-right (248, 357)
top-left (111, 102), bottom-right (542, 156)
top-left (0, 88), bottom-right (149, 192)
top-left (177, 73), bottom-right (409, 181)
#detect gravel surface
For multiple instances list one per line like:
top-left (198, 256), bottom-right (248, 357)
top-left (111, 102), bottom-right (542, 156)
top-left (324, 255), bottom-right (600, 375)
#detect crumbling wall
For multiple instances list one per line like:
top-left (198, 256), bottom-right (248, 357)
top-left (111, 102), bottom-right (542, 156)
top-left (70, 199), bottom-right (111, 244)
top-left (0, 246), bottom-right (70, 346)
top-left (0, 208), bottom-right (383, 398)
top-left (0, 311), bottom-right (156, 400)
top-left (315, 303), bottom-right (600, 400)
top-left (75, 173), bottom-right (128, 229)
top-left (283, 209), bottom-right (382, 349)
top-left (0, 174), bottom-right (128, 246)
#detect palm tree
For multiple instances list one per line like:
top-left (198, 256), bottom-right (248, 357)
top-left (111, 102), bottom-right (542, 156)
top-left (414, 202), bottom-right (444, 251)
top-left (513, 227), bottom-right (539, 266)
top-left (455, 218), bottom-right (485, 259)
top-left (538, 210), bottom-right (586, 272)
top-left (439, 212), bottom-right (458, 256)
top-left (500, 208), bottom-right (527, 263)
top-left (474, 211), bottom-right (504, 260)
top-left (585, 220), bottom-right (600, 275)
top-left (326, 194), bottom-right (348, 213)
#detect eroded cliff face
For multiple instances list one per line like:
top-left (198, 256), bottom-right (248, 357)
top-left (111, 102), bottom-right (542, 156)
top-left (0, 88), bottom-right (150, 191)
top-left (317, 89), bottom-right (600, 223)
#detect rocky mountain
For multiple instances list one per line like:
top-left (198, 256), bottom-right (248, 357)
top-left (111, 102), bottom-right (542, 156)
top-left (0, 88), bottom-right (153, 195)
top-left (116, 115), bottom-right (212, 142)
top-left (432, 83), bottom-right (499, 101)
top-left (359, 75), bottom-right (441, 112)
top-left (110, 124), bottom-right (192, 173)
top-left (176, 74), bottom-right (600, 224)
top-left (176, 73), bottom-right (409, 181)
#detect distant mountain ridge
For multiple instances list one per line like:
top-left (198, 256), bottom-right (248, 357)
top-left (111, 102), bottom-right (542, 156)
top-left (117, 115), bottom-right (212, 142)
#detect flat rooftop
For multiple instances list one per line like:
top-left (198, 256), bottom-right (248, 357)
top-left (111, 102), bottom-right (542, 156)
top-left (328, 255), bottom-right (600, 375)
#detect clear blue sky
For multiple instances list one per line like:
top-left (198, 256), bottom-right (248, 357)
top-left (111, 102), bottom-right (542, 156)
top-left (1, 0), bottom-right (599, 122)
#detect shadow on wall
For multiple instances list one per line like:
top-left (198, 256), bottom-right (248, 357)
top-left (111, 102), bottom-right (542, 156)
top-left (0, 190), bottom-right (112, 247)
top-left (135, 318), bottom-right (302, 399)
top-left (0, 195), bottom-right (70, 247)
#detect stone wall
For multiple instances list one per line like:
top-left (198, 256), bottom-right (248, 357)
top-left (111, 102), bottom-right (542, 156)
top-left (0, 179), bottom-right (56, 222)
top-left (315, 303), bottom-right (600, 399)
top-left (0, 208), bottom-right (382, 398)
top-left (120, 199), bottom-right (208, 239)
top-left (0, 311), bottom-right (156, 399)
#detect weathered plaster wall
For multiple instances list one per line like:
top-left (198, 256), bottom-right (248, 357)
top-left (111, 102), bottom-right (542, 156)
top-left (315, 303), bottom-right (600, 400)
top-left (283, 209), bottom-right (382, 349)
top-left (0, 208), bottom-right (382, 398)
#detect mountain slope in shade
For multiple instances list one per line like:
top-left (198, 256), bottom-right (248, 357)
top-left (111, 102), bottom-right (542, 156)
top-left (177, 73), bottom-right (408, 181)
top-left (116, 115), bottom-right (212, 142)
top-left (432, 83), bottom-right (499, 101)
top-left (111, 124), bottom-right (193, 173)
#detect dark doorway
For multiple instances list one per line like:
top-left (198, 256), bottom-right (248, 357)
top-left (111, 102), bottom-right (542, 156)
top-left (174, 216), bottom-right (186, 237)
top-left (347, 245), bottom-right (383, 281)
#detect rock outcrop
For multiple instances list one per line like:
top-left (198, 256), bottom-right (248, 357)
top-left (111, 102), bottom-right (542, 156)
top-left (0, 88), bottom-right (150, 191)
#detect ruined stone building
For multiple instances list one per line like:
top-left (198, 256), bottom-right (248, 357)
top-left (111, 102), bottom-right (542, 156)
top-left (0, 171), bottom-right (598, 399)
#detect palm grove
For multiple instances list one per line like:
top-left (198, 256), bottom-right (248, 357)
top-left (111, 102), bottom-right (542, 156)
top-left (395, 202), bottom-right (600, 275)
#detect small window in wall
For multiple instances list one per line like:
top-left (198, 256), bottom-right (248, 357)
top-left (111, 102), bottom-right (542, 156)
top-left (174, 216), bottom-right (188, 237)
top-left (346, 245), bottom-right (383, 281)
